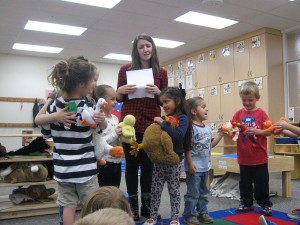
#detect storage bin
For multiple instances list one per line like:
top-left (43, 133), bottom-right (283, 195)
top-left (275, 137), bottom-right (298, 144)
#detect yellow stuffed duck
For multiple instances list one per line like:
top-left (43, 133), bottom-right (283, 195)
top-left (118, 115), bottom-right (136, 144)
top-left (130, 115), bottom-right (180, 165)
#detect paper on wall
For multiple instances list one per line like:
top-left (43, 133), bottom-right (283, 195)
top-left (126, 68), bottom-right (154, 99)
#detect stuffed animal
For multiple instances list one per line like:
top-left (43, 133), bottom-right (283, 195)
top-left (81, 98), bottom-right (108, 128)
top-left (0, 162), bottom-right (48, 184)
top-left (119, 115), bottom-right (136, 144)
top-left (220, 120), bottom-right (240, 141)
top-left (131, 115), bottom-right (180, 165)
top-left (9, 185), bottom-right (55, 204)
top-left (263, 117), bottom-right (287, 134)
top-left (26, 185), bottom-right (55, 200)
top-left (1, 137), bottom-right (50, 157)
top-left (0, 143), bottom-right (6, 157)
top-left (220, 120), bottom-right (259, 147)
top-left (80, 98), bottom-right (123, 165)
top-left (93, 133), bottom-right (123, 165)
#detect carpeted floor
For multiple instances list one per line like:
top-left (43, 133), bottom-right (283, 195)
top-left (136, 207), bottom-right (300, 225)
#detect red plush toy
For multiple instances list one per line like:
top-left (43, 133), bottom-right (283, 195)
top-left (263, 117), bottom-right (287, 134)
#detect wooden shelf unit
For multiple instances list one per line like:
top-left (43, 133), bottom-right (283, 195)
top-left (0, 134), bottom-right (58, 219)
top-left (273, 140), bottom-right (300, 180)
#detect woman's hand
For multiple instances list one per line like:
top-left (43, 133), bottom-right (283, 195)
top-left (146, 84), bottom-right (160, 95)
top-left (118, 84), bottom-right (137, 95)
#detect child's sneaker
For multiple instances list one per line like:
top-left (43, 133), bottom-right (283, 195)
top-left (170, 220), bottom-right (180, 225)
top-left (236, 204), bottom-right (254, 213)
top-left (259, 215), bottom-right (277, 225)
top-left (287, 209), bottom-right (300, 220)
top-left (262, 207), bottom-right (272, 216)
top-left (198, 213), bottom-right (214, 224)
top-left (184, 216), bottom-right (200, 225)
top-left (143, 218), bottom-right (157, 225)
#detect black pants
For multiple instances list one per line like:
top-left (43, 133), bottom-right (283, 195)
top-left (123, 132), bottom-right (153, 195)
top-left (239, 163), bottom-right (272, 208)
top-left (98, 161), bottom-right (121, 187)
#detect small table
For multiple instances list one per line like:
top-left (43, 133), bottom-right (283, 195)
top-left (209, 154), bottom-right (294, 198)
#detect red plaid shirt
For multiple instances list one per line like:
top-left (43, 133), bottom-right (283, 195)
top-left (117, 64), bottom-right (168, 133)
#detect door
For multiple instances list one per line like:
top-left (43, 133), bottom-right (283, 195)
top-left (287, 61), bottom-right (300, 123)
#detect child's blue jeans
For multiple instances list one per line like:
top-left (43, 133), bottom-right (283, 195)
top-left (182, 171), bottom-right (209, 218)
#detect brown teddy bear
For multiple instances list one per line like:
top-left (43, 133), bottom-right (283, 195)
top-left (0, 162), bottom-right (48, 184)
top-left (131, 115), bottom-right (179, 165)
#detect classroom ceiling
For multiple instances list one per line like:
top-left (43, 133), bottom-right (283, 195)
top-left (0, 0), bottom-right (300, 65)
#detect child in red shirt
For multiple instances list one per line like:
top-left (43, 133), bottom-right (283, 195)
top-left (233, 81), bottom-right (273, 216)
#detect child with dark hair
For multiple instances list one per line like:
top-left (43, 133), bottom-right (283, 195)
top-left (93, 84), bottom-right (123, 187)
top-left (143, 87), bottom-right (191, 225)
top-left (116, 34), bottom-right (168, 220)
top-left (183, 97), bottom-right (224, 225)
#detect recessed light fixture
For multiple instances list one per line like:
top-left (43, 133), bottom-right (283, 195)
top-left (174, 11), bottom-right (238, 29)
top-left (61, 0), bottom-right (122, 8)
top-left (25, 20), bottom-right (87, 36)
top-left (103, 53), bottom-right (131, 61)
top-left (152, 38), bottom-right (185, 48)
top-left (12, 43), bottom-right (63, 53)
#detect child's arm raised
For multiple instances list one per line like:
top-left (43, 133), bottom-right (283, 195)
top-left (212, 129), bottom-right (225, 148)
top-left (274, 120), bottom-right (300, 136)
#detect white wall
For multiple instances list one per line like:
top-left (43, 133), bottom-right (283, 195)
top-left (0, 53), bottom-right (122, 150)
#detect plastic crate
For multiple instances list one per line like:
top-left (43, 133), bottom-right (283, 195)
top-left (275, 137), bottom-right (298, 144)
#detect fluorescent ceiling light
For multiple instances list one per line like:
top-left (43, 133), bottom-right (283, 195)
top-left (12, 43), bottom-right (63, 53)
top-left (153, 38), bottom-right (185, 48)
top-left (103, 53), bottom-right (131, 61)
top-left (25, 20), bottom-right (87, 36)
top-left (174, 11), bottom-right (238, 29)
top-left (61, 0), bottom-right (122, 8)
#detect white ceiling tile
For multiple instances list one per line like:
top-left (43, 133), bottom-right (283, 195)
top-left (0, 0), bottom-right (299, 64)
top-left (226, 0), bottom-right (288, 11)
top-left (269, 3), bottom-right (300, 22)
top-left (245, 13), bottom-right (300, 31)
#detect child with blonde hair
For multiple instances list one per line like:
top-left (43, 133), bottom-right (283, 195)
top-left (233, 81), bottom-right (273, 216)
top-left (74, 208), bottom-right (135, 225)
top-left (80, 186), bottom-right (132, 218)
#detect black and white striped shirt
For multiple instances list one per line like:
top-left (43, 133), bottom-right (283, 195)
top-left (41, 96), bottom-right (98, 183)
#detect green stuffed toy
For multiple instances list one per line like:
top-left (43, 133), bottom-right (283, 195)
top-left (119, 115), bottom-right (136, 144)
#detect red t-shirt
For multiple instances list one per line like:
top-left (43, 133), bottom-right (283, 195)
top-left (233, 108), bottom-right (269, 165)
top-left (117, 64), bottom-right (168, 133)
